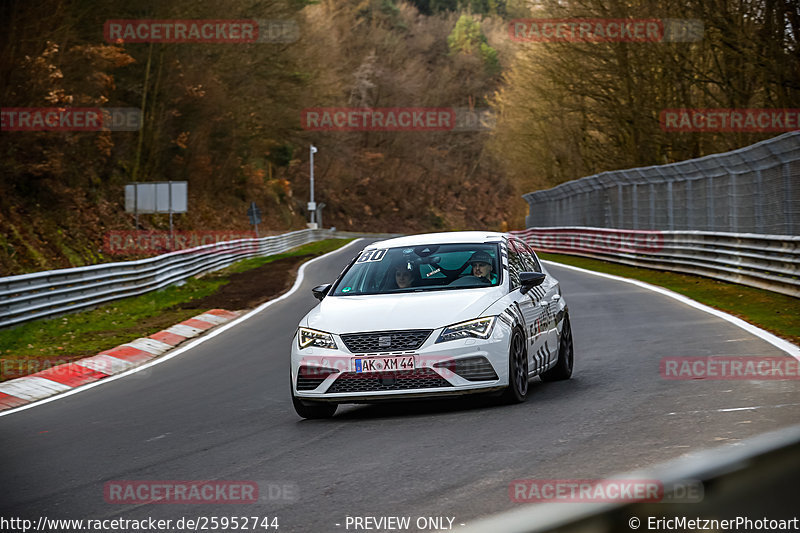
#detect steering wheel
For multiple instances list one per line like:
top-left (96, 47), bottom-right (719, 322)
top-left (449, 275), bottom-right (491, 287)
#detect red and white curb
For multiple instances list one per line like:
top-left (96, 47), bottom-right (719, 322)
top-left (0, 309), bottom-right (239, 411)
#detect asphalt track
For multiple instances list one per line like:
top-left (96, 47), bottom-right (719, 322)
top-left (1, 240), bottom-right (799, 532)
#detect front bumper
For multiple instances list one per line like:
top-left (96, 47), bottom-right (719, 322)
top-left (290, 322), bottom-right (512, 403)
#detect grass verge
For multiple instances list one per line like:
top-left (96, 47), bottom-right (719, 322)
top-left (538, 252), bottom-right (799, 346)
top-left (0, 238), bottom-right (353, 381)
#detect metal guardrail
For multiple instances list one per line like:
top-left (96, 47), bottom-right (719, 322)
top-left (5, 223), bottom-right (793, 329)
top-left (511, 227), bottom-right (800, 298)
top-left (461, 423), bottom-right (800, 533)
top-left (0, 228), bottom-right (347, 329)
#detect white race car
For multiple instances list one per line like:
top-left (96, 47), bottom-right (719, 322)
top-left (290, 231), bottom-right (573, 419)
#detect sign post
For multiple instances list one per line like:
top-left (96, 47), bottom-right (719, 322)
top-left (309, 145), bottom-right (317, 228)
top-left (247, 201), bottom-right (262, 238)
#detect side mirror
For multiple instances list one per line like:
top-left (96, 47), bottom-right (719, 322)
top-left (311, 283), bottom-right (332, 301)
top-left (519, 272), bottom-right (546, 294)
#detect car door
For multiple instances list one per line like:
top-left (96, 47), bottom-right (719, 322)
top-left (508, 239), bottom-right (548, 374)
top-left (517, 239), bottom-right (561, 367)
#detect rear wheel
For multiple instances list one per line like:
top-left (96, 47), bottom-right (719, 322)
top-left (540, 314), bottom-right (573, 382)
top-left (501, 328), bottom-right (529, 403)
top-left (290, 377), bottom-right (337, 419)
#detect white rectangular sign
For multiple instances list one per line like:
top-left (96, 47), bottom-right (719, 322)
top-left (125, 181), bottom-right (187, 214)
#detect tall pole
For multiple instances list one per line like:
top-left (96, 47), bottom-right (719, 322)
top-left (317, 202), bottom-right (325, 229)
top-left (309, 145), bottom-right (317, 226)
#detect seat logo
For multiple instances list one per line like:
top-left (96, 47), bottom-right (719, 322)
top-left (379, 336), bottom-right (392, 348)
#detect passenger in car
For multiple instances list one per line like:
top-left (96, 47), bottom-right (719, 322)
top-left (393, 263), bottom-right (416, 289)
top-left (468, 251), bottom-right (498, 285)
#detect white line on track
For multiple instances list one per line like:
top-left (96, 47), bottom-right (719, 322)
top-left (0, 238), bottom-right (365, 418)
top-left (665, 402), bottom-right (800, 415)
top-left (542, 260), bottom-right (800, 360)
top-left (4, 244), bottom-right (791, 418)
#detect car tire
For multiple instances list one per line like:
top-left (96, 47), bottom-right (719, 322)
top-left (291, 378), bottom-right (337, 419)
top-left (501, 327), bottom-right (529, 403)
top-left (540, 314), bottom-right (573, 382)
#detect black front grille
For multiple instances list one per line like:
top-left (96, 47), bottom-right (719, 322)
top-left (341, 330), bottom-right (432, 353)
top-left (296, 366), bottom-right (339, 391)
top-left (434, 356), bottom-right (499, 381)
top-left (325, 368), bottom-right (451, 394)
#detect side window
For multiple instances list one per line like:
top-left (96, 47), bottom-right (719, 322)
top-left (507, 245), bottom-right (522, 291)
top-left (515, 239), bottom-right (542, 273)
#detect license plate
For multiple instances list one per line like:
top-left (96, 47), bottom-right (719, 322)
top-left (354, 356), bottom-right (415, 373)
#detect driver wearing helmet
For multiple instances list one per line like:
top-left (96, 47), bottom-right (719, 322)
top-left (468, 251), bottom-right (497, 285)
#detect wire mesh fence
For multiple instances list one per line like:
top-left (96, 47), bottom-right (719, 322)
top-left (523, 132), bottom-right (799, 235)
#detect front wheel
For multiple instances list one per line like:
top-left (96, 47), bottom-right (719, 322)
top-left (291, 378), bottom-right (337, 419)
top-left (501, 328), bottom-right (529, 403)
top-left (540, 314), bottom-right (573, 382)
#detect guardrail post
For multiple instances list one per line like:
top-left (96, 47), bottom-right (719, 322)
top-left (784, 162), bottom-right (794, 235)
top-left (667, 181), bottom-right (674, 231)
top-left (730, 173), bottom-right (738, 233)
top-left (707, 176), bottom-right (715, 231)
top-left (649, 183), bottom-right (656, 229)
top-left (686, 179), bottom-right (693, 230)
top-left (755, 169), bottom-right (764, 233)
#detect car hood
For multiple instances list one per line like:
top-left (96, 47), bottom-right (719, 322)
top-left (303, 288), bottom-right (504, 333)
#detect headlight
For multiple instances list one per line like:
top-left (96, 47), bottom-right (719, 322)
top-left (298, 327), bottom-right (338, 350)
top-left (436, 317), bottom-right (497, 343)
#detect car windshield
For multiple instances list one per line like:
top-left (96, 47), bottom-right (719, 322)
top-left (331, 243), bottom-right (501, 296)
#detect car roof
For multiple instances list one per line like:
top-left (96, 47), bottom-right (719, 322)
top-left (366, 231), bottom-right (508, 250)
